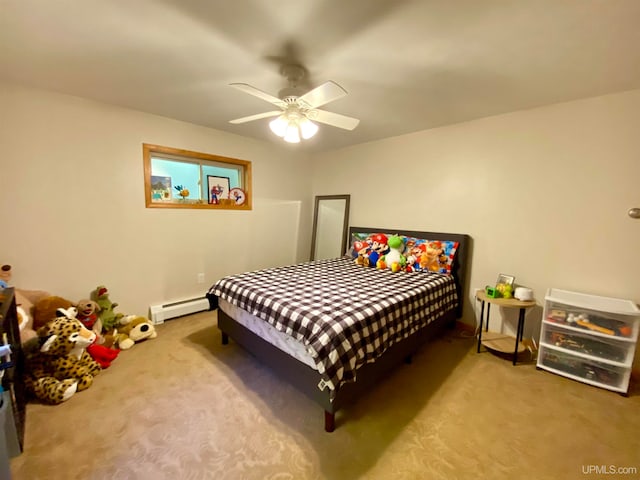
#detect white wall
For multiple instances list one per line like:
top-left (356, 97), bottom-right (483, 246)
top-left (0, 82), bottom-right (313, 316)
top-left (310, 89), bottom-right (640, 342)
top-left (2, 81), bottom-right (638, 357)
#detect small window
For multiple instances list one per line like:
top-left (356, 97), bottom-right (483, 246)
top-left (143, 144), bottom-right (252, 210)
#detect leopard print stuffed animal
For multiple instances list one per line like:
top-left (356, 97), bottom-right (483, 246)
top-left (24, 315), bottom-right (102, 404)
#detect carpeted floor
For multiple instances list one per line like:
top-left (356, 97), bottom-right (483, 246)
top-left (8, 310), bottom-right (640, 480)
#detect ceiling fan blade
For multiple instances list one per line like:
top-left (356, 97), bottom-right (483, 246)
top-left (308, 109), bottom-right (360, 130)
top-left (297, 81), bottom-right (347, 109)
top-left (229, 111), bottom-right (282, 124)
top-left (230, 83), bottom-right (286, 107)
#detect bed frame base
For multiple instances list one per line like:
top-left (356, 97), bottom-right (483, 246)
top-left (214, 225), bottom-right (469, 432)
top-left (217, 308), bottom-right (455, 432)
top-left (324, 411), bottom-right (335, 432)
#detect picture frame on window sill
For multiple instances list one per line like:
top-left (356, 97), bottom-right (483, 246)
top-left (207, 175), bottom-right (230, 205)
top-left (228, 188), bottom-right (247, 206)
top-left (150, 175), bottom-right (172, 202)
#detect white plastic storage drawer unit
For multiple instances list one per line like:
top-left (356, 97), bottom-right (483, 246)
top-left (537, 288), bottom-right (640, 394)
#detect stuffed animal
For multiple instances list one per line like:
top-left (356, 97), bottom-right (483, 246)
top-left (0, 264), bottom-right (49, 343)
top-left (57, 306), bottom-right (78, 319)
top-left (74, 298), bottom-right (120, 367)
top-left (419, 243), bottom-right (441, 271)
top-left (15, 289), bottom-right (48, 339)
top-left (355, 249), bottom-right (370, 267)
top-left (379, 235), bottom-right (406, 272)
top-left (91, 285), bottom-right (123, 332)
top-left (367, 233), bottom-right (389, 268)
top-left (23, 315), bottom-right (102, 404)
top-left (86, 342), bottom-right (119, 369)
top-left (32, 296), bottom-right (75, 330)
top-left (76, 299), bottom-right (102, 333)
top-left (114, 315), bottom-right (157, 350)
top-left (16, 305), bottom-right (29, 333)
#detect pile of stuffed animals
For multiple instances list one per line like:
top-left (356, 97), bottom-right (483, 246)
top-left (353, 233), bottom-right (450, 273)
top-left (1, 264), bottom-right (158, 405)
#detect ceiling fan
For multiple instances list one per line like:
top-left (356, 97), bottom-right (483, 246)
top-left (229, 65), bottom-right (360, 143)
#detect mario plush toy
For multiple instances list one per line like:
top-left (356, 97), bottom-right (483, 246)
top-left (367, 233), bottom-right (389, 267)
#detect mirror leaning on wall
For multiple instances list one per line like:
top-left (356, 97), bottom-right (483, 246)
top-left (310, 195), bottom-right (350, 261)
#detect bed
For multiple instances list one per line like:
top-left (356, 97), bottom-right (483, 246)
top-left (207, 227), bottom-right (470, 432)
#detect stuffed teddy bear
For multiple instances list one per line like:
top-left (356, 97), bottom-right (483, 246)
top-left (23, 315), bottom-right (102, 404)
top-left (76, 299), bottom-right (102, 333)
top-left (114, 315), bottom-right (157, 350)
top-left (32, 295), bottom-right (76, 330)
top-left (91, 285), bottom-right (123, 332)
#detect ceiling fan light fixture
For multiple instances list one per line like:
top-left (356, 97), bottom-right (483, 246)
top-left (269, 115), bottom-right (288, 137)
top-left (298, 117), bottom-right (319, 139)
top-left (283, 122), bottom-right (301, 143)
top-left (230, 70), bottom-right (358, 143)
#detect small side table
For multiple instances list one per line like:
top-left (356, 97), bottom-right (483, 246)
top-left (476, 290), bottom-right (536, 365)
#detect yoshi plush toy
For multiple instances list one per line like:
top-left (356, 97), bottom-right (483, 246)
top-left (377, 235), bottom-right (406, 272)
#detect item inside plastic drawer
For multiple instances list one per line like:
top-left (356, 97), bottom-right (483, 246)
top-left (546, 306), bottom-right (633, 337)
top-left (544, 327), bottom-right (627, 362)
top-left (541, 348), bottom-right (622, 385)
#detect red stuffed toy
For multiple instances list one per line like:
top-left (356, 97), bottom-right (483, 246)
top-left (77, 298), bottom-right (120, 368)
top-left (86, 343), bottom-right (119, 369)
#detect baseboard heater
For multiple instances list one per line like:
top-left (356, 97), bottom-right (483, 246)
top-left (149, 297), bottom-right (210, 325)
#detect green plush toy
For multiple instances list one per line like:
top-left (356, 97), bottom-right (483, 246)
top-left (379, 235), bottom-right (406, 272)
top-left (91, 285), bottom-right (123, 332)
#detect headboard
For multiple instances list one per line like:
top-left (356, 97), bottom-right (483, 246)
top-left (348, 226), bottom-right (471, 318)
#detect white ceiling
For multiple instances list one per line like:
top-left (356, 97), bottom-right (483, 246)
top-left (2, 0), bottom-right (640, 152)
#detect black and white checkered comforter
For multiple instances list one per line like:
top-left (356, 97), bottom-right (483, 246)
top-left (210, 257), bottom-right (458, 397)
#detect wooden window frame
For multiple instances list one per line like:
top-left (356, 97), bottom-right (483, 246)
top-left (143, 143), bottom-right (252, 210)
